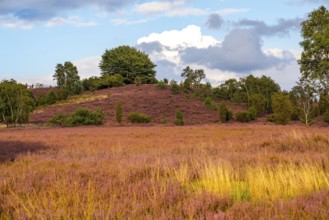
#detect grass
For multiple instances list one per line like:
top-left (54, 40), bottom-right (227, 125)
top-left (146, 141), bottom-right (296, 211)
top-left (0, 125), bottom-right (329, 219)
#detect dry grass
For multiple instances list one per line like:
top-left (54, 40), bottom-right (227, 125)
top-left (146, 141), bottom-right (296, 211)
top-left (0, 124), bottom-right (329, 219)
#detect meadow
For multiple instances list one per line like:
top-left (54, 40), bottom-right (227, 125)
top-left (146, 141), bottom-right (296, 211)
top-left (0, 124), bottom-right (329, 219)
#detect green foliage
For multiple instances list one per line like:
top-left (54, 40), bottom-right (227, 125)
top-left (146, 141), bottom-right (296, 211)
top-left (115, 102), bottom-right (123, 124)
top-left (204, 97), bottom-right (217, 111)
top-left (128, 112), bottom-right (151, 124)
top-left (53, 61), bottom-right (81, 95)
top-left (266, 114), bottom-right (280, 123)
top-left (271, 93), bottom-right (293, 125)
top-left (250, 94), bottom-right (266, 116)
top-left (163, 78), bottom-right (169, 84)
top-left (194, 83), bottom-right (213, 100)
top-left (219, 102), bottom-right (232, 123)
top-left (134, 76), bottom-right (142, 86)
top-left (174, 110), bottom-right (184, 126)
top-left (324, 110), bottom-right (329, 123)
top-left (181, 66), bottom-right (206, 90)
top-left (46, 91), bottom-right (57, 105)
top-left (0, 80), bottom-right (35, 125)
top-left (36, 94), bottom-right (48, 106)
top-left (48, 108), bottom-right (105, 127)
top-left (298, 6), bottom-right (329, 93)
top-left (236, 111), bottom-right (251, 122)
top-left (248, 106), bottom-right (257, 121)
top-left (291, 107), bottom-right (302, 121)
top-left (56, 88), bottom-right (69, 101)
top-left (99, 45), bottom-right (156, 84)
top-left (82, 74), bottom-right (125, 91)
top-left (170, 80), bottom-right (180, 95)
top-left (319, 95), bottom-right (329, 115)
top-left (160, 118), bottom-right (168, 124)
top-left (156, 81), bottom-right (166, 90)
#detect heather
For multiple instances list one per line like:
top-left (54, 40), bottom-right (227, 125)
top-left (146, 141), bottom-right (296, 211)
top-left (1, 125), bottom-right (329, 219)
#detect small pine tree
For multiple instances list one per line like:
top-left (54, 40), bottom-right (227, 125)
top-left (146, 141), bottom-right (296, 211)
top-left (115, 102), bottom-right (123, 124)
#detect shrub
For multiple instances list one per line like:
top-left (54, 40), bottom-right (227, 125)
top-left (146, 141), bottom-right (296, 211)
top-left (56, 88), bottom-right (69, 101)
top-left (160, 118), bottom-right (168, 124)
top-left (128, 112), bottom-right (151, 124)
top-left (266, 114), bottom-right (280, 123)
top-left (248, 106), bottom-right (257, 121)
top-left (134, 77), bottom-right (142, 86)
top-left (115, 102), bottom-right (123, 124)
top-left (163, 78), bottom-right (169, 84)
top-left (36, 94), bottom-right (48, 106)
top-left (271, 93), bottom-right (292, 125)
top-left (319, 95), bottom-right (329, 115)
top-left (156, 81), bottom-right (166, 90)
top-left (236, 111), bottom-right (251, 122)
top-left (46, 91), bottom-right (57, 105)
top-left (170, 80), bottom-right (180, 94)
top-left (219, 102), bottom-right (232, 123)
top-left (291, 107), bottom-right (302, 121)
top-left (204, 97), bottom-right (218, 111)
top-left (174, 110), bottom-right (184, 126)
top-left (250, 94), bottom-right (266, 116)
top-left (48, 108), bottom-right (105, 127)
top-left (324, 110), bottom-right (329, 123)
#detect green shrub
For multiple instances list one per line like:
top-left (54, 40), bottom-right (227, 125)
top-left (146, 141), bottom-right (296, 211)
top-left (46, 91), bottom-right (57, 105)
top-left (156, 81), bottom-right (166, 90)
top-left (56, 88), bottom-right (69, 101)
top-left (36, 94), bottom-right (48, 106)
top-left (266, 114), bottom-right (280, 123)
top-left (291, 107), bottom-right (302, 121)
top-left (170, 80), bottom-right (180, 94)
top-left (250, 94), bottom-right (266, 116)
top-left (219, 102), bottom-right (232, 123)
top-left (174, 110), bottom-right (184, 126)
top-left (319, 95), bottom-right (329, 115)
top-left (134, 76), bottom-right (142, 86)
top-left (128, 112), bottom-right (151, 124)
top-left (115, 102), bottom-right (123, 124)
top-left (271, 93), bottom-right (292, 125)
top-left (160, 118), bottom-right (168, 124)
top-left (324, 110), bottom-right (329, 124)
top-left (236, 111), bottom-right (251, 122)
top-left (48, 108), bottom-right (105, 127)
top-left (204, 97), bottom-right (218, 111)
top-left (248, 106), bottom-right (257, 121)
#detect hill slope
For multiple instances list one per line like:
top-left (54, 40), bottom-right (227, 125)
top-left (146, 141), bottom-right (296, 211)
top-left (30, 84), bottom-right (246, 125)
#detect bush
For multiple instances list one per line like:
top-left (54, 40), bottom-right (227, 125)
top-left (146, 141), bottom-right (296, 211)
top-left (36, 94), bottom-right (48, 106)
top-left (163, 78), bottom-right (169, 84)
top-left (170, 80), bottom-right (180, 94)
top-left (160, 118), bottom-right (168, 124)
top-left (56, 88), bottom-right (69, 101)
top-left (319, 95), bottom-right (329, 115)
top-left (174, 110), bottom-right (184, 126)
top-left (236, 111), bottom-right (251, 122)
top-left (46, 91), bottom-right (57, 105)
top-left (267, 114), bottom-right (280, 123)
top-left (156, 81), bottom-right (166, 90)
top-left (128, 112), bottom-right (151, 124)
top-left (48, 108), bottom-right (105, 127)
top-left (219, 102), bottom-right (232, 123)
top-left (291, 107), bottom-right (302, 121)
top-left (115, 102), bottom-right (123, 124)
top-left (323, 110), bottom-right (329, 123)
top-left (248, 106), bottom-right (257, 121)
top-left (204, 97), bottom-right (217, 111)
top-left (250, 94), bottom-right (266, 116)
top-left (271, 93), bottom-right (292, 125)
top-left (134, 77), bottom-right (142, 86)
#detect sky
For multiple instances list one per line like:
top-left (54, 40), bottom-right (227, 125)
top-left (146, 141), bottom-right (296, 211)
top-left (0, 0), bottom-right (328, 90)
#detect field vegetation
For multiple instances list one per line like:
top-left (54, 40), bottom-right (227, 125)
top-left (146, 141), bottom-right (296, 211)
top-left (1, 125), bottom-right (329, 219)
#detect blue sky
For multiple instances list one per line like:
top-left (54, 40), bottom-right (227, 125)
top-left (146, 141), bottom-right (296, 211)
top-left (0, 0), bottom-right (327, 89)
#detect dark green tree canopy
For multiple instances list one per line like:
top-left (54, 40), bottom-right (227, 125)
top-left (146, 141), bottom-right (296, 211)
top-left (298, 6), bottom-right (329, 94)
top-left (181, 66), bottom-right (206, 89)
top-left (99, 46), bottom-right (156, 84)
top-left (53, 61), bottom-right (81, 95)
top-left (0, 80), bottom-right (35, 126)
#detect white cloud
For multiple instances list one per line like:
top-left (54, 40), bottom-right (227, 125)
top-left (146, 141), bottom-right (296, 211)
top-left (46, 16), bottom-right (97, 28)
top-left (138, 25), bottom-right (220, 50)
top-left (0, 14), bottom-right (33, 30)
top-left (111, 18), bottom-right (148, 26)
top-left (73, 56), bottom-right (101, 79)
top-left (134, 1), bottom-right (207, 17)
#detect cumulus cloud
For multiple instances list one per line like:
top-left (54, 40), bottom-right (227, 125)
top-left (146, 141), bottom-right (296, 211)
top-left (181, 29), bottom-right (295, 73)
top-left (73, 56), bottom-right (101, 79)
top-left (0, 14), bottom-right (33, 29)
top-left (237, 18), bottom-right (303, 36)
top-left (206, 14), bottom-right (224, 30)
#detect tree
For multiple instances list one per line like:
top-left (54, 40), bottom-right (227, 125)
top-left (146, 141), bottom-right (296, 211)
top-left (250, 94), bottom-right (266, 117)
top-left (115, 102), bottom-right (123, 124)
top-left (0, 80), bottom-right (35, 126)
top-left (99, 46), bottom-right (156, 84)
top-left (298, 6), bottom-right (329, 94)
top-left (290, 79), bottom-right (317, 125)
top-left (271, 93), bottom-right (293, 125)
top-left (181, 66), bottom-right (206, 90)
top-left (53, 61), bottom-right (82, 95)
